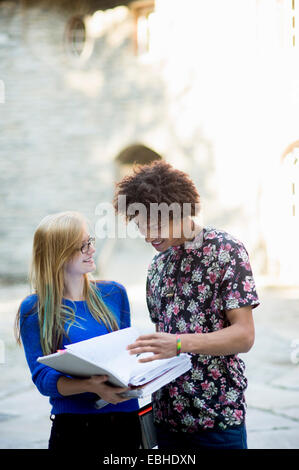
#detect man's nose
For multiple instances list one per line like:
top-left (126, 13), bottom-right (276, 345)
top-left (145, 230), bottom-right (161, 243)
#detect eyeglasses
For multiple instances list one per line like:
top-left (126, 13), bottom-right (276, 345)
top-left (80, 237), bottom-right (96, 254)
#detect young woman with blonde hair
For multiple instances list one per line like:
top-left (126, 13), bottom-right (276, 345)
top-left (15, 211), bottom-right (141, 451)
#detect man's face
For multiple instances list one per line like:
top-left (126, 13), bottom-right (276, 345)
top-left (136, 217), bottom-right (194, 252)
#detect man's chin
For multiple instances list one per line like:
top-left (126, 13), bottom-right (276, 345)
top-left (151, 241), bottom-right (168, 252)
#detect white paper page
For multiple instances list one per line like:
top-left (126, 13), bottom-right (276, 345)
top-left (139, 357), bottom-right (192, 396)
top-left (38, 350), bottom-right (123, 383)
top-left (65, 327), bottom-right (140, 383)
top-left (129, 353), bottom-right (191, 386)
top-left (95, 357), bottom-right (192, 407)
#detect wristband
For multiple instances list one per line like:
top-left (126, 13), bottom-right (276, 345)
top-left (176, 335), bottom-right (181, 356)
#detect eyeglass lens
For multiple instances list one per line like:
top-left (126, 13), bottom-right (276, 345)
top-left (81, 238), bottom-right (95, 253)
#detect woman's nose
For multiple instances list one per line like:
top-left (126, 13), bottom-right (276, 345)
top-left (89, 244), bottom-right (96, 254)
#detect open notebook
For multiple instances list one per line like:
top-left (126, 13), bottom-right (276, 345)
top-left (37, 327), bottom-right (191, 407)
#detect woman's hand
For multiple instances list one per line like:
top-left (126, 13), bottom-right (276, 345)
top-left (127, 333), bottom-right (177, 362)
top-left (86, 375), bottom-right (133, 405)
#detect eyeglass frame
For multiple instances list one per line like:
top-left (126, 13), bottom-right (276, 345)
top-left (80, 236), bottom-right (96, 254)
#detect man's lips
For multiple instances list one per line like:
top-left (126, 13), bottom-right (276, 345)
top-left (151, 240), bottom-right (164, 247)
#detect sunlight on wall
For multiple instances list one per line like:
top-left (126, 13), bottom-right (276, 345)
top-left (146, 0), bottom-right (259, 216)
top-left (65, 70), bottom-right (104, 97)
top-left (86, 7), bottom-right (129, 39)
top-left (70, 0), bottom-right (298, 283)
top-left (150, 0), bottom-right (299, 282)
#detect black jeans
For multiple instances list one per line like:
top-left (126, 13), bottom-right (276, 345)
top-left (48, 412), bottom-right (142, 452)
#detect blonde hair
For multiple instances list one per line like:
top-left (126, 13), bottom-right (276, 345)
top-left (16, 211), bottom-right (119, 355)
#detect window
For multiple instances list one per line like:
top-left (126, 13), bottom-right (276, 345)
top-left (65, 15), bottom-right (94, 61)
top-left (130, 0), bottom-right (155, 56)
top-left (256, 0), bottom-right (298, 50)
top-left (281, 0), bottom-right (297, 48)
top-left (282, 141), bottom-right (299, 217)
top-left (292, 0), bottom-right (296, 47)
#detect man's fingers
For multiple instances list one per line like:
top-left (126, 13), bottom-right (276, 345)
top-left (137, 334), bottom-right (158, 341)
top-left (128, 339), bottom-right (159, 354)
top-left (138, 354), bottom-right (162, 363)
top-left (127, 335), bottom-right (159, 350)
top-left (129, 345), bottom-right (159, 356)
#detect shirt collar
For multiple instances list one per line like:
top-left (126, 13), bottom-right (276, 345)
top-left (168, 227), bottom-right (205, 254)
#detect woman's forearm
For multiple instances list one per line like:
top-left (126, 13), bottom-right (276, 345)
top-left (57, 375), bottom-right (133, 405)
top-left (57, 376), bottom-right (91, 396)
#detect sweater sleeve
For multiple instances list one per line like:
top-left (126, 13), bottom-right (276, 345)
top-left (119, 283), bottom-right (131, 329)
top-left (19, 295), bottom-right (65, 398)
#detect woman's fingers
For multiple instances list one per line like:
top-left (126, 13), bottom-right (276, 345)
top-left (89, 374), bottom-right (109, 382)
top-left (113, 386), bottom-right (131, 394)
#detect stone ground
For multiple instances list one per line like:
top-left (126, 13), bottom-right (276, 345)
top-left (0, 237), bottom-right (299, 450)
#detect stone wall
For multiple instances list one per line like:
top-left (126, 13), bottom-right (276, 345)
top-left (0, 1), bottom-right (218, 281)
top-left (0, 2), bottom-right (162, 280)
top-left (0, 0), bottom-right (277, 282)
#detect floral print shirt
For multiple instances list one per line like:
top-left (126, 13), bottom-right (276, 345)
top-left (146, 227), bottom-right (260, 433)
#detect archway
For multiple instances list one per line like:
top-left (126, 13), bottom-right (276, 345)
top-left (115, 143), bottom-right (163, 179)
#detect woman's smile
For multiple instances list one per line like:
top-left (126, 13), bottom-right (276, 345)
top-left (83, 256), bottom-right (94, 264)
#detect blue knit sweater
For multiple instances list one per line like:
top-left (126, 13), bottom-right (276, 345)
top-left (19, 281), bottom-right (139, 415)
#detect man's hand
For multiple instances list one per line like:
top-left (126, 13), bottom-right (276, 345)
top-left (127, 333), bottom-right (177, 362)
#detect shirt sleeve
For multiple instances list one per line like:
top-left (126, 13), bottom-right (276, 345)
top-left (219, 241), bottom-right (260, 311)
top-left (19, 296), bottom-right (65, 398)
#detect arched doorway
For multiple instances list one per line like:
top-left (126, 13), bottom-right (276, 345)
top-left (115, 143), bottom-right (163, 179)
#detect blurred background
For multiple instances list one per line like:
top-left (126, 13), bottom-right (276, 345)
top-left (0, 0), bottom-right (298, 450)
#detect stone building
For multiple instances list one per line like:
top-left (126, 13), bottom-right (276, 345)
top-left (0, 0), bottom-right (298, 284)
